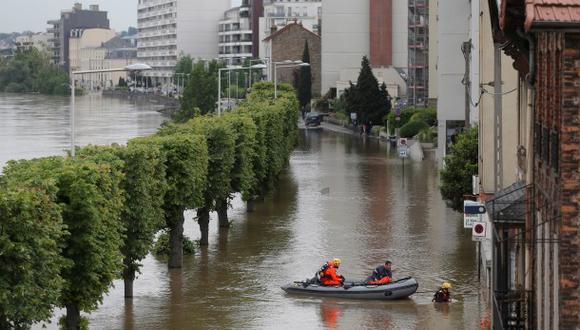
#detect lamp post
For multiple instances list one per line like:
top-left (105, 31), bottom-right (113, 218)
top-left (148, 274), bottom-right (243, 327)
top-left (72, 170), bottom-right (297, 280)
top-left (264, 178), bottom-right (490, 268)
top-left (273, 60), bottom-right (310, 98)
top-left (217, 63), bottom-right (268, 116)
top-left (70, 63), bottom-right (152, 157)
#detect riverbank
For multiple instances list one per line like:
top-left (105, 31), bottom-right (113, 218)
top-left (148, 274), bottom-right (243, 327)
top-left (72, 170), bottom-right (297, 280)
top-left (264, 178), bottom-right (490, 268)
top-left (102, 90), bottom-right (179, 116)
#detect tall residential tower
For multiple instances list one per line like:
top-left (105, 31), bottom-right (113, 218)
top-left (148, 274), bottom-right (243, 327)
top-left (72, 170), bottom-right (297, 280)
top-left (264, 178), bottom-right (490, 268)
top-left (137, 0), bottom-right (230, 84)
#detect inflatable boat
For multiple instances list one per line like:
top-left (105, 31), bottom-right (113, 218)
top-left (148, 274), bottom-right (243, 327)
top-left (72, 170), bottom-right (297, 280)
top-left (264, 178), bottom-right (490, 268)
top-left (281, 277), bottom-right (418, 300)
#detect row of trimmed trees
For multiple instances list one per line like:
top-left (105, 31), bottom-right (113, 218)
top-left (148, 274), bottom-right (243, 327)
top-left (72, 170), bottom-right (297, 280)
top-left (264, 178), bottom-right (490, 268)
top-left (0, 82), bottom-right (299, 329)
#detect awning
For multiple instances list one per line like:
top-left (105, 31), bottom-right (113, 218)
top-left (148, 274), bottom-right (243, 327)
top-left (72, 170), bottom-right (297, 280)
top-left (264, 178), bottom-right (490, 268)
top-left (486, 181), bottom-right (530, 226)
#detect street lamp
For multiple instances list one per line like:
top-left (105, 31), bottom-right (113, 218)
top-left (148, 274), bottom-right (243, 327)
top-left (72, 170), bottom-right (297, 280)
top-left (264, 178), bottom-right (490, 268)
top-left (70, 63), bottom-right (152, 157)
top-left (273, 61), bottom-right (310, 98)
top-left (217, 63), bottom-right (269, 116)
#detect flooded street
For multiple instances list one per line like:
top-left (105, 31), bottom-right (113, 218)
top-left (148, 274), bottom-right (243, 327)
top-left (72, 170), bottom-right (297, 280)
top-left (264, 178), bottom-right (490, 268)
top-left (1, 94), bottom-right (484, 329)
top-left (83, 131), bottom-right (483, 329)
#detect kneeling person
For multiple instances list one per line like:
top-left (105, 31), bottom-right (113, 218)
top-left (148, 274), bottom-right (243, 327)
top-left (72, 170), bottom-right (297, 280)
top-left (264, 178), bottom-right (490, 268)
top-left (366, 260), bottom-right (393, 285)
top-left (319, 258), bottom-right (345, 286)
top-left (432, 282), bottom-right (452, 302)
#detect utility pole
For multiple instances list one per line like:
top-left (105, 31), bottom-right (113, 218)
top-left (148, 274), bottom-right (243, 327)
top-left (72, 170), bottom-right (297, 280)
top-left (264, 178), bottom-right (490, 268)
top-left (493, 45), bottom-right (503, 192)
top-left (463, 41), bottom-right (471, 128)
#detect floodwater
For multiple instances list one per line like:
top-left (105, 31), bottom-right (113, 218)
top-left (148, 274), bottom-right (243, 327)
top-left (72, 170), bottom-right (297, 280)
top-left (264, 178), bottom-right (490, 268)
top-left (0, 93), bottom-right (166, 168)
top-left (1, 93), bottom-right (485, 329)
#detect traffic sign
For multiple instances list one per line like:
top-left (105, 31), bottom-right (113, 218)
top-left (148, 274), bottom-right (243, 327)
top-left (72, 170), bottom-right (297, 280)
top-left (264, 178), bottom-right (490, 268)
top-left (399, 148), bottom-right (408, 158)
top-left (472, 222), bottom-right (487, 242)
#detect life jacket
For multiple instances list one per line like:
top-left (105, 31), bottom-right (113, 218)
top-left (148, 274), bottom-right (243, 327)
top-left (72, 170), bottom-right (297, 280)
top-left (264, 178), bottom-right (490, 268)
top-left (368, 276), bottom-right (392, 285)
top-left (318, 262), bottom-right (333, 280)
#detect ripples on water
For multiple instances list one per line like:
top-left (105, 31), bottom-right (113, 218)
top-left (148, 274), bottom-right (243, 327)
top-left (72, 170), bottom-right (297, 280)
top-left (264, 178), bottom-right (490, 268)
top-left (0, 99), bottom-right (487, 329)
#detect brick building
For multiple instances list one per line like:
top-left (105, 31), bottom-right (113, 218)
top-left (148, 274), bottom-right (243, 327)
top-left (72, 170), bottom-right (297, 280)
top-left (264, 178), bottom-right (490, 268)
top-left (263, 23), bottom-right (321, 96)
top-left (485, 0), bottom-right (579, 328)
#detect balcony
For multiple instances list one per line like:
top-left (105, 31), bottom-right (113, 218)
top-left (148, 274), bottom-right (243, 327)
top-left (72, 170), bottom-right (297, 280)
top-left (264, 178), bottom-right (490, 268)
top-left (493, 290), bottom-right (531, 330)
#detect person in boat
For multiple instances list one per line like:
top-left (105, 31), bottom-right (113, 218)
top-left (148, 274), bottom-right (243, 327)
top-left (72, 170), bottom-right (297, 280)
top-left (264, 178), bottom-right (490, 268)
top-left (366, 260), bottom-right (393, 285)
top-left (318, 258), bottom-right (345, 286)
top-left (432, 282), bottom-right (452, 302)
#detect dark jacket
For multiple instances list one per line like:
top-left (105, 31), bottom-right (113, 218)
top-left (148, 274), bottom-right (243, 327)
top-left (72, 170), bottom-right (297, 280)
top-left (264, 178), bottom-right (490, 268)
top-left (371, 265), bottom-right (392, 280)
top-left (432, 288), bottom-right (450, 302)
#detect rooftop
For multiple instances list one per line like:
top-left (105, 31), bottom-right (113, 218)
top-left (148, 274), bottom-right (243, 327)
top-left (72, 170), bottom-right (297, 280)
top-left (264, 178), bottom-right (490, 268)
top-left (524, 0), bottom-right (580, 30)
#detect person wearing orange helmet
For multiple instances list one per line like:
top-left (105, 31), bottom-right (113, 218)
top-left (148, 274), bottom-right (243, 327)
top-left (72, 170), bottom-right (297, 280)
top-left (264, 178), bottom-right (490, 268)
top-left (318, 258), bottom-right (345, 286)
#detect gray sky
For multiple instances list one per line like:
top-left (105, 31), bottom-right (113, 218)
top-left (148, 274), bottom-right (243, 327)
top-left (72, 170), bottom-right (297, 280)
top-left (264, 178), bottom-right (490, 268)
top-left (1, 0), bottom-right (241, 33)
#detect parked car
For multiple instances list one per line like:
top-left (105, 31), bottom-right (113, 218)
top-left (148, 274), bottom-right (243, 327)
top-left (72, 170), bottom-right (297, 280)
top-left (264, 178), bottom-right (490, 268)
top-left (305, 112), bottom-right (322, 127)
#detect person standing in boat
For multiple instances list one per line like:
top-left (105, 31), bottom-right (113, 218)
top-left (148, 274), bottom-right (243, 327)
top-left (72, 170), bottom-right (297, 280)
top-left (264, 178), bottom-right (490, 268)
top-left (318, 258), bottom-right (345, 286)
top-left (366, 260), bottom-right (393, 285)
top-left (432, 282), bottom-right (452, 302)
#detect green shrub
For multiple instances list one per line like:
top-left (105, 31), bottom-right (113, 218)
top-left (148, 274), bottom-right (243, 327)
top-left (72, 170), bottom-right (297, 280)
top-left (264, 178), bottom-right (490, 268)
top-left (153, 231), bottom-right (195, 256)
top-left (400, 120), bottom-right (429, 138)
top-left (418, 127), bottom-right (437, 143)
top-left (410, 108), bottom-right (437, 126)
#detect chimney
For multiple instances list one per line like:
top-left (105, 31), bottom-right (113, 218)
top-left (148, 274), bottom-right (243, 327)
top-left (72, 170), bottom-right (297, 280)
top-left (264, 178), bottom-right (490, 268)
top-left (73, 3), bottom-right (82, 11)
top-left (90, 5), bottom-right (100, 11)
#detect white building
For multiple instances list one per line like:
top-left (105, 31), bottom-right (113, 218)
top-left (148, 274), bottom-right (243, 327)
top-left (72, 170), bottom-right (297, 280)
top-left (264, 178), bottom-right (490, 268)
top-left (435, 0), bottom-right (470, 160)
top-left (321, 0), bottom-right (408, 96)
top-left (137, 0), bottom-right (230, 84)
top-left (258, 0), bottom-right (322, 59)
top-left (218, 4), bottom-right (253, 65)
top-left (69, 29), bottom-right (138, 90)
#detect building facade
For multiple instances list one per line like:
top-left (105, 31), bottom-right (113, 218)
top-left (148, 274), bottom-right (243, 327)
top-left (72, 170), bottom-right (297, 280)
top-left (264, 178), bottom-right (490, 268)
top-left (321, 0), bottom-right (408, 97)
top-left (407, 0), bottom-right (429, 107)
top-left (137, 0), bottom-right (230, 84)
top-left (47, 3), bottom-right (110, 72)
top-left (69, 29), bottom-right (137, 90)
top-left (481, 1), bottom-right (580, 328)
top-left (263, 23), bottom-right (321, 96)
top-left (435, 0), bottom-right (469, 161)
top-left (219, 4), bottom-right (253, 65)
top-left (258, 0), bottom-right (322, 59)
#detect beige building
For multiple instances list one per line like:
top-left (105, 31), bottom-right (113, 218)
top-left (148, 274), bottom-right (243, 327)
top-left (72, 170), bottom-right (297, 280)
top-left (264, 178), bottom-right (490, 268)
top-left (69, 29), bottom-right (137, 90)
top-left (15, 33), bottom-right (53, 54)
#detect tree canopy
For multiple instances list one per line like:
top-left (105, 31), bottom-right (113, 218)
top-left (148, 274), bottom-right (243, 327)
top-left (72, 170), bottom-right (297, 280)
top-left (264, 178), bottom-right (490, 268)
top-left (440, 126), bottom-right (479, 212)
top-left (344, 56), bottom-right (391, 124)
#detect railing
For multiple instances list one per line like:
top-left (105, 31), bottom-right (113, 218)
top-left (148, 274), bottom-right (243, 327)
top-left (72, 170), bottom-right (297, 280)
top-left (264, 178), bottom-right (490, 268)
top-left (493, 290), bottom-right (531, 329)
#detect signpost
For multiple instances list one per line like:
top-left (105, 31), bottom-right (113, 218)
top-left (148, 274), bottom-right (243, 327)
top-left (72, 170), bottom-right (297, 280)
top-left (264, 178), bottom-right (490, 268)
top-left (463, 200), bottom-right (486, 228)
top-left (398, 138), bottom-right (409, 181)
top-left (472, 221), bottom-right (487, 242)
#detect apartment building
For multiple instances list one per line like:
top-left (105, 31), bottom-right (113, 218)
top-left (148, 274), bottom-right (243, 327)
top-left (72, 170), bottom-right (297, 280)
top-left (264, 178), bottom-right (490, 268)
top-left (321, 0), bottom-right (408, 97)
top-left (137, 0), bottom-right (230, 84)
top-left (218, 4), bottom-right (253, 65)
top-left (69, 29), bottom-right (137, 90)
top-left (47, 3), bottom-right (110, 72)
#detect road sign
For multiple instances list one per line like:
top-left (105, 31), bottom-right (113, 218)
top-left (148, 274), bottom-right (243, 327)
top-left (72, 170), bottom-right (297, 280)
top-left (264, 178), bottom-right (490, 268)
top-left (399, 138), bottom-right (408, 146)
top-left (398, 146), bottom-right (409, 158)
top-left (463, 200), bottom-right (484, 228)
top-left (472, 222), bottom-right (487, 242)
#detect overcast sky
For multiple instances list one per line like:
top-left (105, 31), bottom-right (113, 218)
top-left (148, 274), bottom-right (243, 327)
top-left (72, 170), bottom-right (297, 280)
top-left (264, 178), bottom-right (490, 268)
top-left (1, 0), bottom-right (242, 33)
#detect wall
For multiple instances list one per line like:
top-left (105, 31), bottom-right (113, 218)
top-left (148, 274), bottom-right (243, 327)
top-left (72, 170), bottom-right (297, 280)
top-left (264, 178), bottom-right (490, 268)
top-left (436, 0), bottom-right (469, 161)
top-left (477, 0), bottom-right (519, 194)
top-left (69, 28), bottom-right (116, 74)
top-left (270, 24), bottom-right (321, 95)
top-left (321, 0), bottom-right (369, 94)
top-left (177, 0), bottom-right (230, 60)
top-left (428, 0), bottom-right (438, 105)
top-left (370, 0), bottom-right (393, 67)
top-left (391, 0), bottom-right (408, 69)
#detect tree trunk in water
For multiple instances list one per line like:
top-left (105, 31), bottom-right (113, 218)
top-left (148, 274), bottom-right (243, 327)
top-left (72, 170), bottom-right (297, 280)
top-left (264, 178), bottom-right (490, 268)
top-left (123, 262), bottom-right (134, 298)
top-left (217, 199), bottom-right (229, 228)
top-left (65, 304), bottom-right (81, 330)
top-left (168, 208), bottom-right (185, 269)
top-left (198, 207), bottom-right (210, 246)
top-left (247, 199), bottom-right (255, 213)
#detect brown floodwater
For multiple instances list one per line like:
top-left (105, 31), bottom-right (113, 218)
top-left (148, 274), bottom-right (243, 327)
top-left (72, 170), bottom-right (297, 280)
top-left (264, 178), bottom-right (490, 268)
top-left (1, 94), bottom-right (485, 329)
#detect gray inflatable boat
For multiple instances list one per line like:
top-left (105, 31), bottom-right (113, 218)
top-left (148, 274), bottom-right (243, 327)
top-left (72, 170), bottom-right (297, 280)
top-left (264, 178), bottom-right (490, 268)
top-left (281, 277), bottom-right (418, 300)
